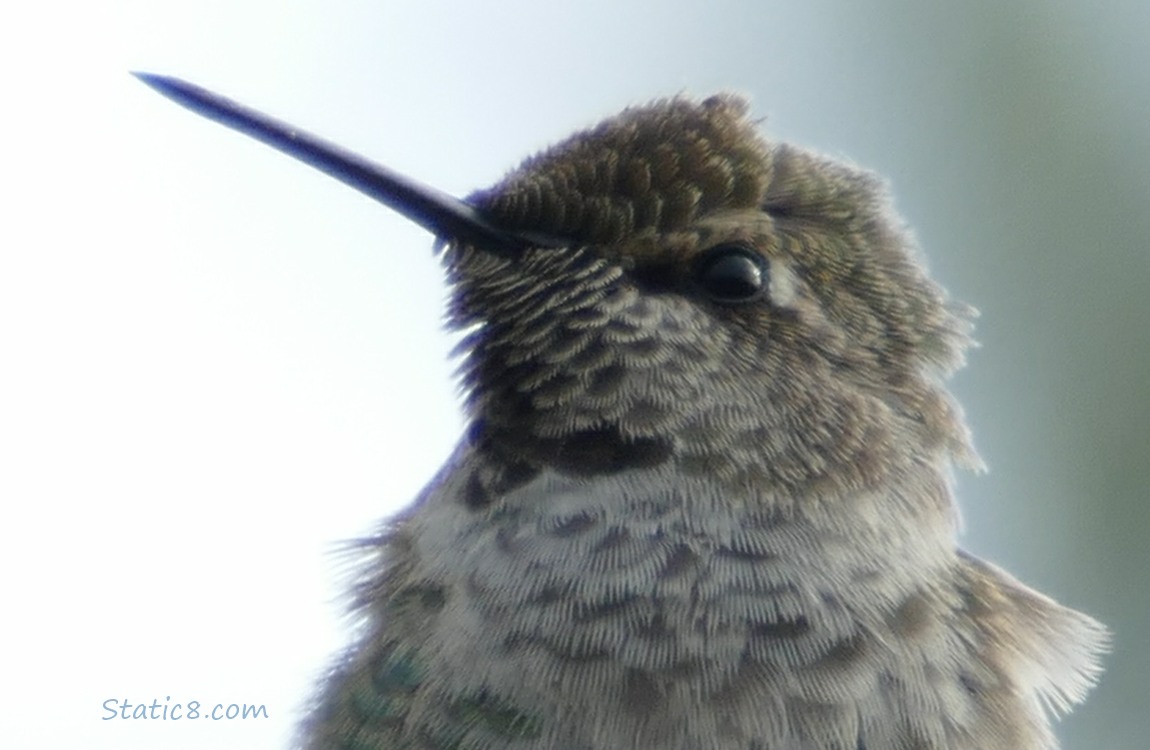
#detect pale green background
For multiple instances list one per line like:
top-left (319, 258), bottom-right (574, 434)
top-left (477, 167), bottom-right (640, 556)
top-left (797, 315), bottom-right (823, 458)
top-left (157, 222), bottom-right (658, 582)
top-left (1, 2), bottom-right (1144, 748)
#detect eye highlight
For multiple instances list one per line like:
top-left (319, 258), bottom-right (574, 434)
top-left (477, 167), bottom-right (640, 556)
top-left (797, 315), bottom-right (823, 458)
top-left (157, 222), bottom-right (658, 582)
top-left (692, 243), bottom-right (769, 304)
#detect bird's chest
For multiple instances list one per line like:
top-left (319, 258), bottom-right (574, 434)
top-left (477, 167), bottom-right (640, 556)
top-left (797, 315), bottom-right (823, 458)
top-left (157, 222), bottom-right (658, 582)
top-left (419, 468), bottom-right (873, 690)
top-left (405, 468), bottom-right (949, 749)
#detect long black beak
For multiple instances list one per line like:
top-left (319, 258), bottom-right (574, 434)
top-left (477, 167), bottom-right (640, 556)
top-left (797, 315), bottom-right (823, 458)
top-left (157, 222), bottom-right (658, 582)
top-left (133, 73), bottom-right (554, 255)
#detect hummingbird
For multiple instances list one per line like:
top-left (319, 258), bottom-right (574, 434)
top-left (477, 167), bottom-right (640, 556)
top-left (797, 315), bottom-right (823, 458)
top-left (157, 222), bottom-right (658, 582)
top-left (136, 74), bottom-right (1106, 750)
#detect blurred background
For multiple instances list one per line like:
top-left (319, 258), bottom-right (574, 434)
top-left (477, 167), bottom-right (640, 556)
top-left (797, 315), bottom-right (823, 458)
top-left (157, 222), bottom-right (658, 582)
top-left (1, 1), bottom-right (1145, 748)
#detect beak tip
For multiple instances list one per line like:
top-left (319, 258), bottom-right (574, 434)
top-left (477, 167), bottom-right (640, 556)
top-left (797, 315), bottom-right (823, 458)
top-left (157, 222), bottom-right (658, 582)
top-left (132, 72), bottom-right (199, 106)
top-left (130, 70), bottom-right (162, 87)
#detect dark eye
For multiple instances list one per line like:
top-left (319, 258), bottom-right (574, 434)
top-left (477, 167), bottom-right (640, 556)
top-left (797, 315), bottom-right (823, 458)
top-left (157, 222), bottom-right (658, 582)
top-left (692, 244), bottom-right (769, 304)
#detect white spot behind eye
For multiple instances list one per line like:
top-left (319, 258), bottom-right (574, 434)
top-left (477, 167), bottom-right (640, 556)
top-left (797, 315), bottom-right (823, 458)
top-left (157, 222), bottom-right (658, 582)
top-left (768, 260), bottom-right (800, 308)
